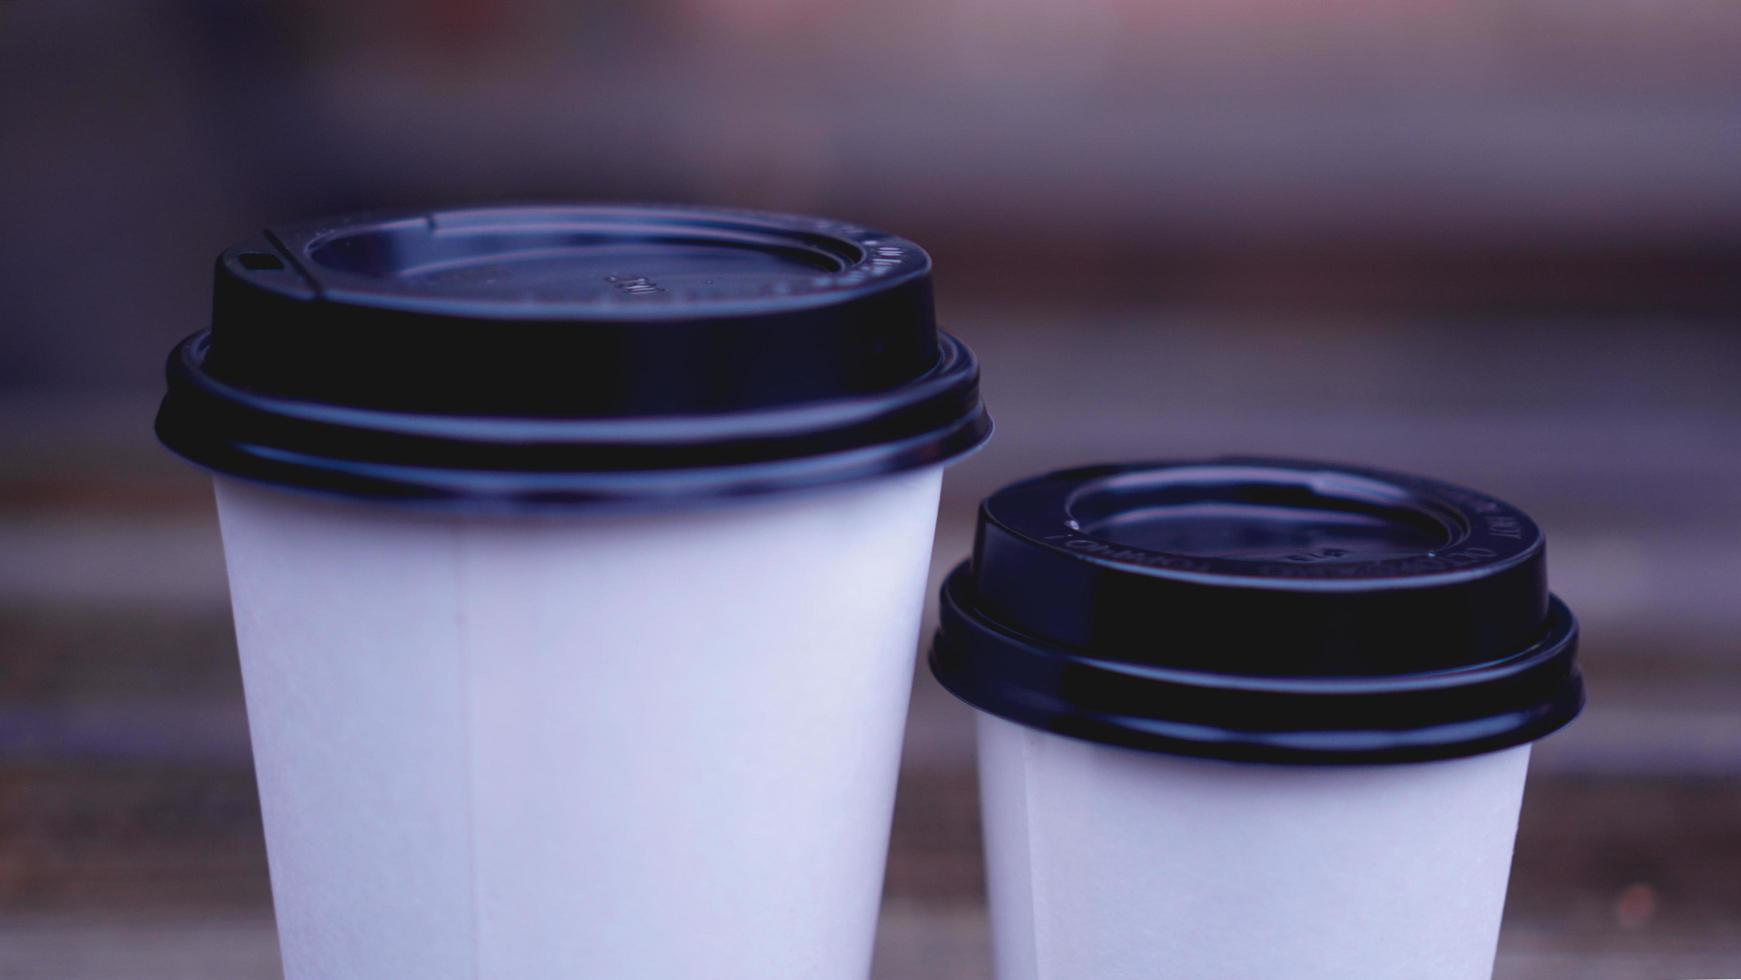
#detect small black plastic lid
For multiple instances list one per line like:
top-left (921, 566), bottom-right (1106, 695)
top-left (156, 204), bottom-right (990, 509)
top-left (931, 458), bottom-right (1583, 764)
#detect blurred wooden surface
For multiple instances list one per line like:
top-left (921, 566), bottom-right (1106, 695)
top-left (1, 314), bottom-right (1738, 978)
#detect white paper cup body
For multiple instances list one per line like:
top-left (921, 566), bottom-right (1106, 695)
top-left (976, 713), bottom-right (1531, 980)
top-left (213, 468), bottom-right (944, 980)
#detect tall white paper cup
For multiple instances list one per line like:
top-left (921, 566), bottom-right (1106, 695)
top-left (977, 714), bottom-right (1530, 980)
top-left (216, 468), bottom-right (941, 979)
top-left (930, 460), bottom-right (1584, 980)
top-left (158, 205), bottom-right (991, 979)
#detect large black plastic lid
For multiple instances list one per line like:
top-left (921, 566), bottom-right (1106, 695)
top-left (156, 204), bottom-right (989, 508)
top-left (931, 459), bottom-right (1583, 764)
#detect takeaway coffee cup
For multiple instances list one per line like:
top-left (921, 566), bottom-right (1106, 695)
top-left (931, 459), bottom-right (1583, 980)
top-left (157, 205), bottom-right (990, 979)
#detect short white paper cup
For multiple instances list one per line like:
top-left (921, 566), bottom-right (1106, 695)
top-left (930, 459), bottom-right (1584, 980)
top-left (976, 714), bottom-right (1530, 980)
top-left (216, 468), bottom-right (943, 979)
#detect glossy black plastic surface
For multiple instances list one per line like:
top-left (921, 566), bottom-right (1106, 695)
top-left (930, 459), bottom-right (1584, 764)
top-left (156, 204), bottom-right (991, 508)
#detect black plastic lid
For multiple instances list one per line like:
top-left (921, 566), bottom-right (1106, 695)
top-left (931, 458), bottom-right (1584, 764)
top-left (156, 204), bottom-right (990, 509)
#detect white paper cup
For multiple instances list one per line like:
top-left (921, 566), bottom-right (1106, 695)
top-left (977, 714), bottom-right (1530, 980)
top-left (215, 468), bottom-right (943, 979)
top-left (931, 460), bottom-right (1583, 980)
top-left (158, 205), bottom-right (991, 978)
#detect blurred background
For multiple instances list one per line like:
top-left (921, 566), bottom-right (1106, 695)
top-left (2, 1), bottom-right (1739, 977)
